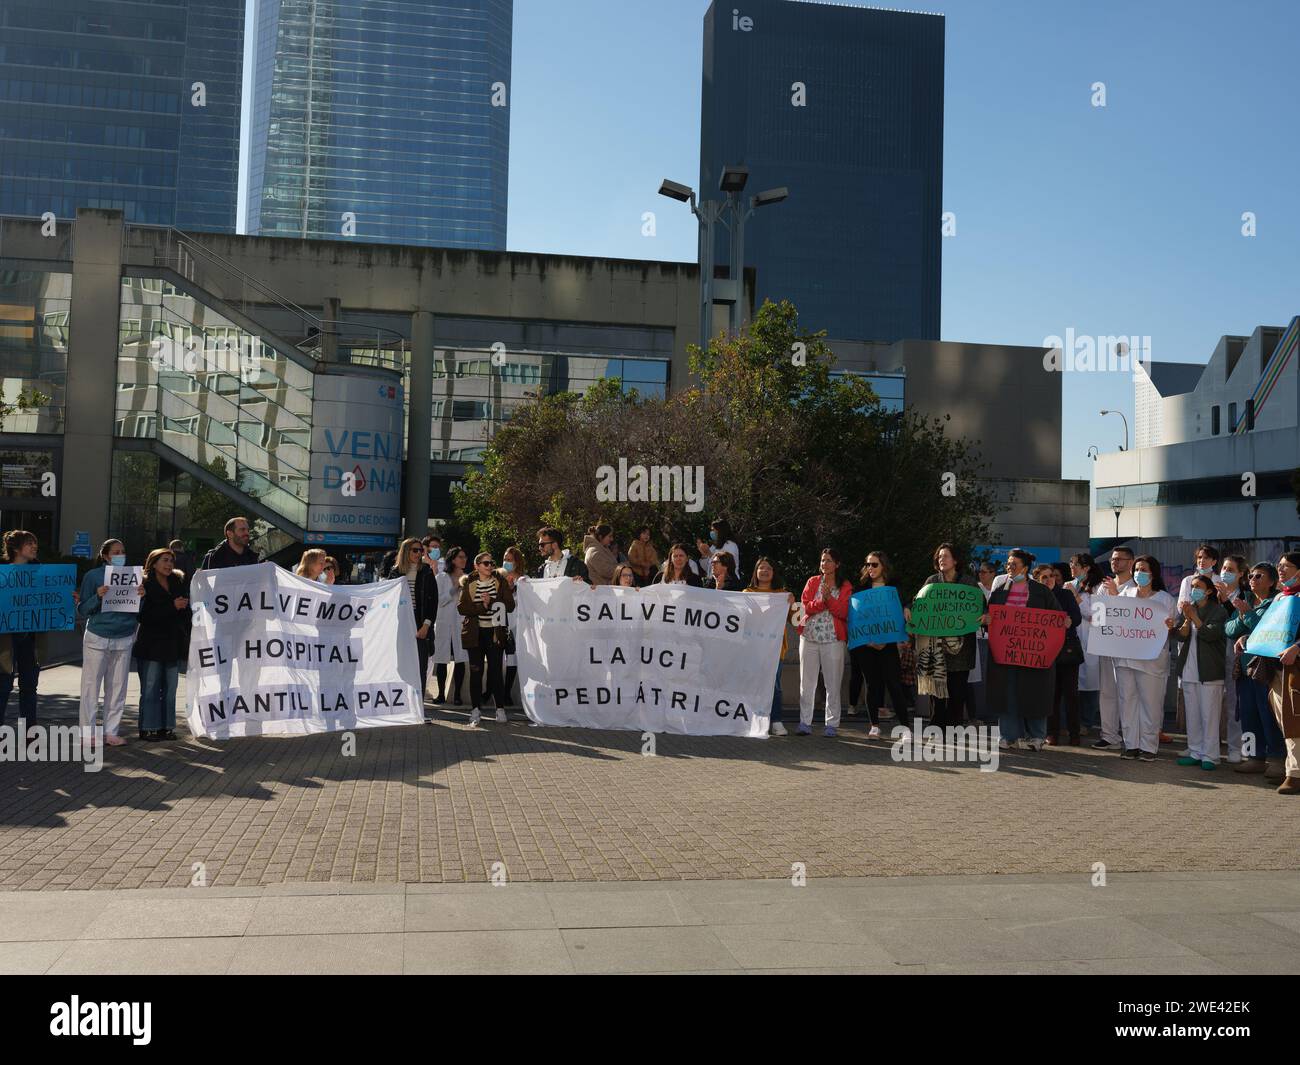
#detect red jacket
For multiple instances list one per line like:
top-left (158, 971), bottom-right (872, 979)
top-left (798, 576), bottom-right (853, 642)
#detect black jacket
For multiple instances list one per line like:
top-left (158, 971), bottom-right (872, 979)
top-left (534, 555), bottom-right (590, 583)
top-left (199, 541), bottom-right (261, 570)
top-left (382, 562), bottom-right (438, 634)
top-left (653, 569), bottom-right (703, 588)
top-left (133, 574), bottom-right (192, 663)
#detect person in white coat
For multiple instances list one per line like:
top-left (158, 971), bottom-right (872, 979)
top-left (76, 538), bottom-right (139, 747)
top-left (1114, 555), bottom-right (1178, 761)
top-left (1068, 553), bottom-right (1106, 735)
top-left (430, 546), bottom-right (468, 704)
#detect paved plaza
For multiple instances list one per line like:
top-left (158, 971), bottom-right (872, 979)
top-left (2, 665), bottom-right (1298, 973)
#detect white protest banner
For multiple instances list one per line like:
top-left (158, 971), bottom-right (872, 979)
top-left (186, 562), bottom-right (423, 738)
top-left (515, 578), bottom-right (787, 737)
top-left (101, 565), bottom-right (144, 612)
top-left (1086, 594), bottom-right (1172, 661)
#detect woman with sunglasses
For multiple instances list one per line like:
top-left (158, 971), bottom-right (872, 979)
top-left (848, 551), bottom-right (909, 739)
top-left (431, 546), bottom-right (469, 706)
top-left (707, 552), bottom-right (743, 591)
top-left (385, 538), bottom-right (438, 707)
top-left (458, 551), bottom-right (516, 727)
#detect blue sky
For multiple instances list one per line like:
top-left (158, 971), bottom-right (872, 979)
top-left (507, 0), bottom-right (1300, 484)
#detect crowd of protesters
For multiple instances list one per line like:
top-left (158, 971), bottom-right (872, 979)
top-left (3, 517), bottom-right (1298, 796)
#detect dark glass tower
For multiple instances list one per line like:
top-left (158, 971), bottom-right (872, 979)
top-left (245, 0), bottom-right (512, 248)
top-left (701, 0), bottom-right (944, 342)
top-left (0, 1), bottom-right (244, 230)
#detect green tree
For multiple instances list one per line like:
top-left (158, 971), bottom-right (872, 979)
top-left (455, 300), bottom-right (1000, 594)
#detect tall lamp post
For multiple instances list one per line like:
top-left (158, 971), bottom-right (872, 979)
top-left (1099, 408), bottom-right (1129, 452)
top-left (659, 168), bottom-right (788, 353)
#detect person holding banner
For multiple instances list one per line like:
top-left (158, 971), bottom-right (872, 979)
top-left (385, 539), bottom-right (439, 706)
top-left (133, 547), bottom-right (190, 741)
top-left (1227, 562), bottom-right (1285, 780)
top-left (458, 551), bottom-right (516, 726)
top-left (746, 558), bottom-right (793, 737)
top-left (1172, 574), bottom-right (1229, 770)
top-left (986, 551), bottom-right (1061, 750)
top-left (912, 544), bottom-right (982, 729)
top-left (848, 551), bottom-right (910, 739)
top-left (613, 563), bottom-right (637, 588)
top-left (1, 529), bottom-right (48, 727)
top-left (654, 543), bottom-right (703, 587)
top-left (432, 547), bottom-right (469, 706)
top-left (535, 528), bottom-right (590, 583)
top-left (797, 548), bottom-right (852, 737)
top-left (295, 549), bottom-right (328, 582)
top-left (1113, 556), bottom-right (1177, 761)
top-left (76, 538), bottom-right (141, 747)
top-left (1092, 546), bottom-right (1137, 751)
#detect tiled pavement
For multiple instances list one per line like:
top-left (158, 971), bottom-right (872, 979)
top-left (3, 874), bottom-right (1300, 974)
top-left (1, 666), bottom-right (1296, 892)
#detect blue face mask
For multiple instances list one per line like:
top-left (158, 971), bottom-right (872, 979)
top-left (1134, 570), bottom-right (1152, 587)
top-left (709, 531), bottom-right (718, 542)
top-left (503, 561), bottom-right (515, 573)
top-left (1219, 571), bottom-right (1237, 586)
top-left (1190, 588), bottom-right (1207, 603)
top-left (1011, 572), bottom-right (1027, 583)
top-left (1285, 576), bottom-right (1299, 589)
top-left (1196, 565), bottom-right (1214, 576)
top-left (429, 548), bottom-right (441, 562)
top-left (108, 555), bottom-right (126, 567)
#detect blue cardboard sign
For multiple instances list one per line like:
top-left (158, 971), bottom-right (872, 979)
top-left (1245, 595), bottom-right (1300, 660)
top-left (848, 585), bottom-right (907, 649)
top-left (0, 564), bottom-right (78, 633)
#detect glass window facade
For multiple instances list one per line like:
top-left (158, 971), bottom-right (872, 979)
top-left (700, 0), bottom-right (943, 342)
top-left (0, 269), bottom-right (71, 433)
top-left (1100, 471), bottom-right (1294, 510)
top-left (831, 369), bottom-right (905, 413)
top-left (0, 1), bottom-right (242, 229)
top-left (117, 276), bottom-right (315, 529)
top-left (245, 0), bottom-right (511, 248)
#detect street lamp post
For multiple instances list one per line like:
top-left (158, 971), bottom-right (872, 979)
top-left (659, 169), bottom-right (788, 352)
top-left (1099, 409), bottom-right (1129, 452)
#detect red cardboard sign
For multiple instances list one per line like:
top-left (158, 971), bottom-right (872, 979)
top-left (988, 604), bottom-right (1066, 669)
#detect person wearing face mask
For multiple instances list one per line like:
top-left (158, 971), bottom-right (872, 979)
top-left (986, 550), bottom-right (1062, 750)
top-left (1091, 546), bottom-right (1137, 751)
top-left (910, 543), bottom-right (983, 729)
top-left (422, 535), bottom-right (445, 575)
top-left (459, 551), bottom-right (516, 727)
top-left (77, 538), bottom-right (140, 747)
top-left (1212, 555), bottom-right (1248, 763)
top-left (708, 518), bottom-right (740, 578)
top-left (1171, 573), bottom-right (1229, 770)
top-left (1114, 556), bottom-right (1177, 761)
top-left (1279, 552), bottom-right (1300, 597)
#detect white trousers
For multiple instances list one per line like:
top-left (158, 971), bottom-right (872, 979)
top-left (1286, 738), bottom-right (1299, 778)
top-left (799, 639), bottom-right (846, 728)
top-left (1098, 655), bottom-right (1122, 744)
top-left (1115, 666), bottom-right (1167, 754)
top-left (1182, 680), bottom-right (1224, 763)
top-left (80, 630), bottom-right (134, 737)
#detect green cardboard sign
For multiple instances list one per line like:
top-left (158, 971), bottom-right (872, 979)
top-left (907, 580), bottom-right (985, 637)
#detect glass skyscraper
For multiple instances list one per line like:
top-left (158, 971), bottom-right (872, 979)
top-left (0, 0), bottom-right (244, 230)
top-left (244, 0), bottom-right (512, 248)
top-left (700, 0), bottom-right (944, 342)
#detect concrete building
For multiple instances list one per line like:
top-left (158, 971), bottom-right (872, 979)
top-left (700, 0), bottom-right (944, 343)
top-left (1092, 318), bottom-right (1300, 553)
top-left (2, 208), bottom-right (1083, 565)
top-left (244, 0), bottom-right (513, 249)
